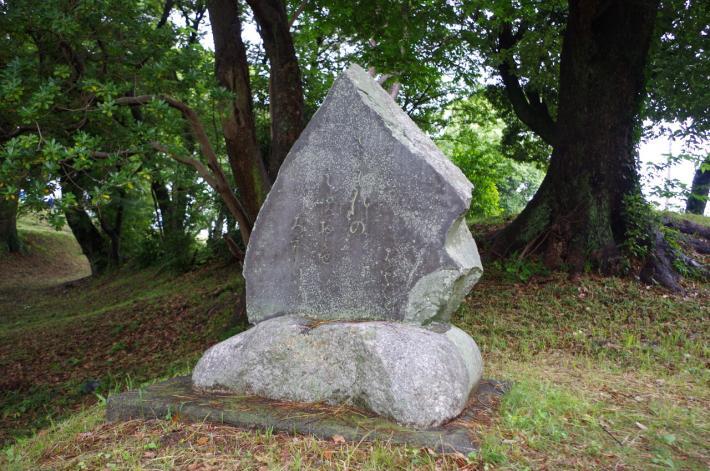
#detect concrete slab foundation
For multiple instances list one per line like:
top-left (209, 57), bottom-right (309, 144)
top-left (106, 376), bottom-right (509, 454)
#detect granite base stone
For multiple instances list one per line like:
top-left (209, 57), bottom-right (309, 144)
top-left (192, 316), bottom-right (483, 428)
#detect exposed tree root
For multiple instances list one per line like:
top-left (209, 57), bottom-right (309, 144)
top-left (679, 235), bottom-right (710, 255)
top-left (489, 221), bottom-right (708, 293)
top-left (640, 227), bottom-right (709, 292)
top-left (662, 216), bottom-right (710, 240)
top-left (640, 230), bottom-right (683, 292)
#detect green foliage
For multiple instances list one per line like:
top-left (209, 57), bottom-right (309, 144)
top-left (645, 0), bottom-right (710, 144)
top-left (621, 193), bottom-right (657, 262)
top-left (1, 0), bottom-right (707, 273)
top-left (438, 93), bottom-right (544, 218)
top-left (133, 229), bottom-right (200, 273)
top-left (493, 257), bottom-right (550, 283)
top-left (642, 151), bottom-right (709, 211)
top-left (0, 0), bottom-right (221, 269)
top-left (307, 0), bottom-right (470, 131)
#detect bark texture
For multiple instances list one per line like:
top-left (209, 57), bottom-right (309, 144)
top-left (0, 196), bottom-right (22, 253)
top-left (208, 0), bottom-right (270, 222)
top-left (492, 0), bottom-right (660, 274)
top-left (64, 203), bottom-right (111, 275)
top-left (152, 179), bottom-right (187, 238)
top-left (59, 167), bottom-right (117, 275)
top-left (246, 0), bottom-right (305, 180)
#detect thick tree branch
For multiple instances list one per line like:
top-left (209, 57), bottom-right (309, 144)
top-left (181, 1), bottom-right (207, 44)
top-left (114, 95), bottom-right (220, 176)
top-left (148, 142), bottom-right (217, 188)
top-left (245, 0), bottom-right (305, 178)
top-left (497, 23), bottom-right (557, 146)
top-left (149, 142), bottom-right (252, 246)
top-left (208, 0), bottom-right (269, 221)
top-left (113, 95), bottom-right (252, 245)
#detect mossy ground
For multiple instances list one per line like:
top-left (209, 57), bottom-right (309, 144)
top-left (1, 216), bottom-right (708, 470)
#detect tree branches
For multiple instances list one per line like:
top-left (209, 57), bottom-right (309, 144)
top-left (114, 95), bottom-right (252, 246)
top-left (497, 23), bottom-right (557, 147)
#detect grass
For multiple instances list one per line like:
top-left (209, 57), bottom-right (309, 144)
top-left (0, 214), bottom-right (708, 469)
top-left (0, 263), bottom-right (245, 446)
top-left (0, 217), bottom-right (245, 445)
top-left (0, 215), bottom-right (91, 289)
top-left (661, 210), bottom-right (710, 228)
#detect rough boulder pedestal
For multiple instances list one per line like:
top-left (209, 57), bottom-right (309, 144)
top-left (192, 64), bottom-right (484, 428)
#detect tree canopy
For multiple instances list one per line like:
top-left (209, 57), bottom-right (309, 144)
top-left (1, 0), bottom-right (707, 287)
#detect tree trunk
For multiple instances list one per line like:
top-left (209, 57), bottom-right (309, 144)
top-left (686, 155), bottom-right (709, 215)
top-left (152, 178), bottom-right (188, 238)
top-left (0, 196), bottom-right (22, 253)
top-left (208, 0), bottom-right (270, 223)
top-left (492, 1), bottom-right (660, 273)
top-left (96, 192), bottom-right (124, 268)
top-left (64, 203), bottom-right (111, 275)
top-left (60, 172), bottom-right (112, 275)
top-left (246, 0), bottom-right (305, 180)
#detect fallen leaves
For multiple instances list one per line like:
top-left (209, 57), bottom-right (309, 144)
top-left (0, 265), bottom-right (241, 445)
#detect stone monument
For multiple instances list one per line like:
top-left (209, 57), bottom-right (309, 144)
top-left (192, 64), bottom-right (484, 428)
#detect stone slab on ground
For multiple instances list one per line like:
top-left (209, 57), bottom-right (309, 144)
top-left (106, 376), bottom-right (509, 454)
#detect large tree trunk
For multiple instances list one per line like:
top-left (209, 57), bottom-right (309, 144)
top-left (686, 155), bottom-right (709, 215)
top-left (208, 0), bottom-right (270, 223)
top-left (0, 196), bottom-right (22, 253)
top-left (492, 1), bottom-right (660, 273)
top-left (246, 0), bottom-right (305, 180)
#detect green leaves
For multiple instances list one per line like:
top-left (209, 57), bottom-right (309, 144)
top-left (437, 93), bottom-right (544, 218)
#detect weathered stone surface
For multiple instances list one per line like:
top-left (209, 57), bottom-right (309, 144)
top-left (244, 64), bottom-right (482, 325)
top-left (107, 376), bottom-right (510, 454)
top-left (192, 316), bottom-right (483, 428)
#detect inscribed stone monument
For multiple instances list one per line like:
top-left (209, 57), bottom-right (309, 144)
top-left (192, 64), bottom-right (484, 428)
top-left (243, 64), bottom-right (482, 325)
